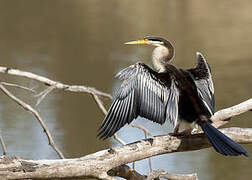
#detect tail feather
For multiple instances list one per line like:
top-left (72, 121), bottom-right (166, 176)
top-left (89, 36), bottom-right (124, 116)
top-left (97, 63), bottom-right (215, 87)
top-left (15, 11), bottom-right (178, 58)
top-left (199, 122), bottom-right (248, 157)
top-left (203, 125), bottom-right (238, 156)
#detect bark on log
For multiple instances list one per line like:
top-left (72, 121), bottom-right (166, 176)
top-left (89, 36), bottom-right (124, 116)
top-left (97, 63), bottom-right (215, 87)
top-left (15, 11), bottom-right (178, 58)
top-left (0, 127), bottom-right (251, 180)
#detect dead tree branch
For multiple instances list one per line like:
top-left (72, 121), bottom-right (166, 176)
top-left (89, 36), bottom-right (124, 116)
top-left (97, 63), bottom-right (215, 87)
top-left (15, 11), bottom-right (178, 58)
top-left (0, 82), bottom-right (36, 93)
top-left (92, 93), bottom-right (108, 115)
top-left (211, 98), bottom-right (252, 128)
top-left (35, 85), bottom-right (56, 106)
top-left (0, 83), bottom-right (64, 159)
top-left (0, 66), bottom-right (114, 159)
top-left (0, 66), bottom-right (112, 99)
top-left (0, 127), bottom-right (250, 179)
top-left (0, 133), bottom-right (7, 155)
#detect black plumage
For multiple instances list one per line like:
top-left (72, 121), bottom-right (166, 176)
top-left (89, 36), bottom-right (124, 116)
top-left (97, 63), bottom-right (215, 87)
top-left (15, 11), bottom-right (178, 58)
top-left (97, 36), bottom-right (248, 157)
top-left (98, 63), bottom-right (178, 138)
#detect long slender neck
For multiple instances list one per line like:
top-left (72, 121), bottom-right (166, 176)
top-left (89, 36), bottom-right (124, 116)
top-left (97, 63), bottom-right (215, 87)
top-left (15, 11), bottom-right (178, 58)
top-left (165, 40), bottom-right (175, 60)
top-left (152, 42), bottom-right (174, 73)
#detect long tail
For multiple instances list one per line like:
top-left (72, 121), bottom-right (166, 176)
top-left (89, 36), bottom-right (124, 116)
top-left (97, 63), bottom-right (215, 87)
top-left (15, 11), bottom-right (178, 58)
top-left (198, 122), bottom-right (248, 157)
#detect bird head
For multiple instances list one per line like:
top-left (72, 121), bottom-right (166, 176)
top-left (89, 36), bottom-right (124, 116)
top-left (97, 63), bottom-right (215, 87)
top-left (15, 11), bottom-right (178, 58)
top-left (125, 36), bottom-right (172, 47)
top-left (125, 36), bottom-right (175, 72)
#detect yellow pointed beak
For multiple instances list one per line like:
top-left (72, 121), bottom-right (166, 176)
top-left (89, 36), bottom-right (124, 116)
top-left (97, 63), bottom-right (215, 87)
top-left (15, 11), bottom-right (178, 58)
top-left (124, 39), bottom-right (148, 45)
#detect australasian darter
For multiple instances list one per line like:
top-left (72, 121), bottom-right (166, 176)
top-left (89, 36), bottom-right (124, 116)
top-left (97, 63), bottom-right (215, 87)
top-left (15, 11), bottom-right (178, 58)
top-left (98, 36), bottom-right (248, 156)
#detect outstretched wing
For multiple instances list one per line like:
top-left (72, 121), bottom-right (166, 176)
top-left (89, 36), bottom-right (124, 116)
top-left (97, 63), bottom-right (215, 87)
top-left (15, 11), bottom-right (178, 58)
top-left (188, 52), bottom-right (215, 115)
top-left (98, 63), bottom-right (179, 139)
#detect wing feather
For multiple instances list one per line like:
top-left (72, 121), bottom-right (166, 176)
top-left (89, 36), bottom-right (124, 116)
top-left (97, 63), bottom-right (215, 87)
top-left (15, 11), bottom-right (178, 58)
top-left (98, 63), bottom-right (180, 139)
top-left (107, 100), bottom-right (127, 138)
top-left (188, 52), bottom-right (215, 115)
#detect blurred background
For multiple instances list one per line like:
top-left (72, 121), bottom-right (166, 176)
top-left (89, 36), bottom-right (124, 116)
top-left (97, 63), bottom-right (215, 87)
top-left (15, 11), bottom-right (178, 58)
top-left (0, 0), bottom-right (251, 179)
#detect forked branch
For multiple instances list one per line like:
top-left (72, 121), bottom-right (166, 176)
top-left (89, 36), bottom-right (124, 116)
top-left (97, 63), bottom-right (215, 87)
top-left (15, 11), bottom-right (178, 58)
top-left (0, 66), bottom-right (112, 99)
top-left (0, 83), bottom-right (64, 159)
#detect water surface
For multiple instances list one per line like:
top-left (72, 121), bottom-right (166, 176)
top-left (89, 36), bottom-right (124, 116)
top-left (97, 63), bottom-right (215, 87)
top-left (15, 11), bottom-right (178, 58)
top-left (0, 1), bottom-right (251, 179)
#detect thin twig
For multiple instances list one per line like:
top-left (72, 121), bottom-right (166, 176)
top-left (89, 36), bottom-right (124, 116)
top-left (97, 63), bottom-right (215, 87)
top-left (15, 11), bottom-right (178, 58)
top-left (35, 85), bottom-right (56, 106)
top-left (0, 66), bottom-right (112, 99)
top-left (132, 161), bottom-right (136, 171)
top-left (0, 82), bottom-right (36, 93)
top-left (130, 124), bottom-right (151, 137)
top-left (0, 133), bottom-right (7, 155)
top-left (113, 134), bottom-right (126, 146)
top-left (92, 93), bottom-right (108, 115)
top-left (0, 83), bottom-right (64, 159)
top-left (130, 123), bottom-right (152, 172)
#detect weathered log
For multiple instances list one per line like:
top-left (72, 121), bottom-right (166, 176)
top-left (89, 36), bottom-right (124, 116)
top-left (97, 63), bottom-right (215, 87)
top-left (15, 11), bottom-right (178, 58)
top-left (0, 127), bottom-right (250, 180)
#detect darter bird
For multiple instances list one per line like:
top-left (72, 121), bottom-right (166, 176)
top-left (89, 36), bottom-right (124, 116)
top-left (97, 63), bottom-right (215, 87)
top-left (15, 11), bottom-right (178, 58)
top-left (98, 36), bottom-right (248, 157)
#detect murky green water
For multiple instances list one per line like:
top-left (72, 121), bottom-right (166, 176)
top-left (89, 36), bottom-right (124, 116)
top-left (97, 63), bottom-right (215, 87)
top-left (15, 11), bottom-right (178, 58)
top-left (0, 1), bottom-right (251, 179)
